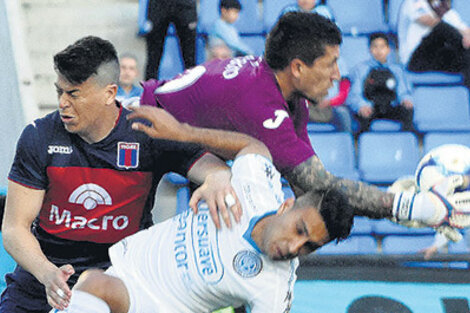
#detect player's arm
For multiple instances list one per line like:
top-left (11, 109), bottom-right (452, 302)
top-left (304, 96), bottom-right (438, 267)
top-left (127, 105), bottom-right (271, 160)
top-left (2, 181), bottom-right (74, 310)
top-left (286, 155), bottom-right (470, 231)
top-left (127, 105), bottom-right (271, 228)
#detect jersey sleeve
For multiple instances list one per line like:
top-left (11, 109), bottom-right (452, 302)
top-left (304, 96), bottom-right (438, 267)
top-left (231, 154), bottom-right (285, 217)
top-left (151, 139), bottom-right (207, 177)
top-left (8, 122), bottom-right (48, 189)
top-left (230, 96), bottom-right (314, 175)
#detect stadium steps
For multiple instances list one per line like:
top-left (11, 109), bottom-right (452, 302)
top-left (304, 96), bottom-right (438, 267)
top-left (20, 0), bottom-right (146, 117)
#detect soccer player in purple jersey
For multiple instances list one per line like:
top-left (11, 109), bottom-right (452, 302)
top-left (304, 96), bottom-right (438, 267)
top-left (0, 36), bottom-right (240, 313)
top-left (140, 12), bottom-right (467, 235)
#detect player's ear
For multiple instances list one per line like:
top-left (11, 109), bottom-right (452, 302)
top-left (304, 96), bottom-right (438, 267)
top-left (278, 198), bottom-right (295, 215)
top-left (290, 58), bottom-right (304, 79)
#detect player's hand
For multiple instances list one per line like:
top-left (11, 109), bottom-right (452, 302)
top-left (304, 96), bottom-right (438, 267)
top-left (393, 175), bottom-right (470, 229)
top-left (127, 105), bottom-right (191, 142)
top-left (190, 169), bottom-right (241, 229)
top-left (41, 264), bottom-right (74, 310)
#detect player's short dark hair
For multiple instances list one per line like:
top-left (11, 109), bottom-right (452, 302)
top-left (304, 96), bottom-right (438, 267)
top-left (369, 32), bottom-right (390, 46)
top-left (265, 12), bottom-right (342, 71)
top-left (53, 36), bottom-right (119, 86)
top-left (295, 188), bottom-right (354, 242)
top-left (220, 0), bottom-right (241, 11)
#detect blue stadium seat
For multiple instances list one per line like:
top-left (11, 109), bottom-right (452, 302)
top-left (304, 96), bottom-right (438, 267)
top-left (406, 71), bottom-right (464, 87)
top-left (448, 235), bottom-right (470, 254)
top-left (195, 34), bottom-right (207, 65)
top-left (233, 0), bottom-right (263, 34)
top-left (328, 0), bottom-right (389, 34)
top-left (388, 0), bottom-right (404, 33)
top-left (137, 0), bottom-right (151, 36)
top-left (282, 185), bottom-right (295, 200)
top-left (372, 219), bottom-right (434, 236)
top-left (454, 0), bottom-right (470, 25)
top-left (158, 36), bottom-right (184, 80)
top-left (306, 123), bottom-right (336, 132)
top-left (358, 132), bottom-right (420, 184)
top-left (240, 35), bottom-right (265, 57)
top-left (382, 235), bottom-right (435, 254)
top-left (350, 217), bottom-right (373, 236)
top-left (341, 36), bottom-right (370, 69)
top-left (316, 236), bottom-right (377, 254)
top-left (0, 234), bottom-right (16, 292)
top-left (369, 119), bottom-right (402, 132)
top-left (423, 132), bottom-right (470, 154)
top-left (263, 0), bottom-right (293, 32)
top-left (413, 86), bottom-right (470, 132)
top-left (308, 132), bottom-right (360, 180)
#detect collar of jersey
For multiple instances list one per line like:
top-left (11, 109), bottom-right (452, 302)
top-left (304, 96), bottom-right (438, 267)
top-left (242, 210), bottom-right (277, 253)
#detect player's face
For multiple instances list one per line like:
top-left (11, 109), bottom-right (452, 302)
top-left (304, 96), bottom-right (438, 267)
top-left (370, 38), bottom-right (390, 64)
top-left (260, 201), bottom-right (330, 261)
top-left (292, 45), bottom-right (340, 103)
top-left (55, 74), bottom-right (116, 143)
top-left (119, 57), bottom-right (139, 86)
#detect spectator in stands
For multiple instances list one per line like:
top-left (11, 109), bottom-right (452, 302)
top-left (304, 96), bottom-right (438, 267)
top-left (279, 0), bottom-right (334, 21)
top-left (398, 0), bottom-right (470, 87)
top-left (308, 58), bottom-right (353, 133)
top-left (207, 38), bottom-right (233, 61)
top-left (116, 53), bottom-right (143, 107)
top-left (144, 0), bottom-right (197, 79)
top-left (208, 0), bottom-right (254, 57)
top-left (348, 32), bottom-right (415, 134)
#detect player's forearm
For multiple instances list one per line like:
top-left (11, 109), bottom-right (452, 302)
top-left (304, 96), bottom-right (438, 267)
top-left (286, 155), bottom-right (394, 218)
top-left (2, 225), bottom-right (57, 283)
top-left (182, 124), bottom-right (271, 161)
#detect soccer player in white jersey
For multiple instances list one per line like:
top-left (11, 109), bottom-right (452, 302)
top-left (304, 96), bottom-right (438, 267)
top-left (50, 106), bottom-right (355, 313)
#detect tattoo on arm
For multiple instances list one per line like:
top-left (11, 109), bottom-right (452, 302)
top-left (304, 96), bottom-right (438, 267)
top-left (285, 156), bottom-right (394, 218)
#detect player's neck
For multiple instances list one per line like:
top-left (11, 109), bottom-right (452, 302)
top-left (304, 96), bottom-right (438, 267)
top-left (80, 105), bottom-right (121, 144)
top-left (250, 214), bottom-right (275, 252)
top-left (274, 70), bottom-right (294, 101)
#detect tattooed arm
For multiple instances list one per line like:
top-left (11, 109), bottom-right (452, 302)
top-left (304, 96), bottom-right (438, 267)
top-left (285, 155), bottom-right (394, 219)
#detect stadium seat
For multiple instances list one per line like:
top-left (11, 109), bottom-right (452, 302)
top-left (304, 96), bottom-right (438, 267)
top-left (240, 35), bottom-right (265, 57)
top-left (263, 0), bottom-right (293, 32)
top-left (306, 123), bottom-right (336, 132)
top-left (137, 0), bottom-right (151, 36)
top-left (233, 0), bottom-right (263, 34)
top-left (164, 173), bottom-right (190, 215)
top-left (423, 132), bottom-right (470, 154)
top-left (381, 235), bottom-right (435, 254)
top-left (282, 185), bottom-right (295, 200)
top-left (406, 71), bottom-right (464, 87)
top-left (158, 36), bottom-right (185, 80)
top-left (308, 132), bottom-right (360, 180)
top-left (454, 0), bottom-right (470, 25)
top-left (350, 216), bottom-right (373, 236)
top-left (0, 234), bottom-right (16, 292)
top-left (195, 34), bottom-right (207, 65)
top-left (358, 132), bottom-right (420, 184)
top-left (369, 119), bottom-right (402, 132)
top-left (413, 86), bottom-right (470, 132)
top-left (372, 219), bottom-right (434, 236)
top-left (341, 36), bottom-right (370, 69)
top-left (388, 0), bottom-right (404, 33)
top-left (328, 0), bottom-right (389, 35)
top-left (316, 236), bottom-right (377, 254)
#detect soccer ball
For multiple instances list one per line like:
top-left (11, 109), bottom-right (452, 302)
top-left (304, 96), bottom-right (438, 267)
top-left (415, 144), bottom-right (470, 191)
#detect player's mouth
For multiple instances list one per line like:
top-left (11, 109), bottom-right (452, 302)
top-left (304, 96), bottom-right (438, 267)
top-left (60, 114), bottom-right (74, 124)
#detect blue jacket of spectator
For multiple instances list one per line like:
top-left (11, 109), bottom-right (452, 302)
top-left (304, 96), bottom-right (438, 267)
top-left (208, 18), bottom-right (253, 56)
top-left (347, 58), bottom-right (413, 114)
top-left (117, 85), bottom-right (143, 101)
top-left (279, 4), bottom-right (334, 21)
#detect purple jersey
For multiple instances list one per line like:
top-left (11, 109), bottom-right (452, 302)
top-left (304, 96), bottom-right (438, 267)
top-left (141, 56), bottom-right (315, 174)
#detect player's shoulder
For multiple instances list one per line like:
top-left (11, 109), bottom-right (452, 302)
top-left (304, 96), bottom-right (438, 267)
top-left (21, 110), bottom-right (62, 140)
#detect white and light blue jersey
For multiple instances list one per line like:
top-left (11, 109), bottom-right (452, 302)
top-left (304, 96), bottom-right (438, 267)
top-left (109, 154), bottom-right (298, 313)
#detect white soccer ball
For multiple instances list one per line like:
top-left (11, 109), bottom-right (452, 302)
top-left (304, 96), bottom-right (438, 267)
top-left (415, 144), bottom-right (470, 191)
